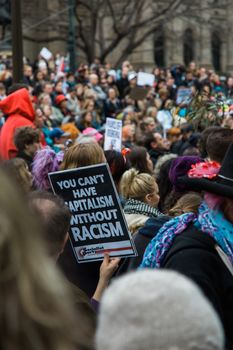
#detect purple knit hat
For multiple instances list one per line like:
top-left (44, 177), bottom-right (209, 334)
top-left (169, 156), bottom-right (202, 192)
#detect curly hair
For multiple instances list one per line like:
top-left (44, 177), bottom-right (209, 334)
top-left (14, 126), bottom-right (40, 152)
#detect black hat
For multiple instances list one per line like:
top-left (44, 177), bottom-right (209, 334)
top-left (177, 141), bottom-right (233, 198)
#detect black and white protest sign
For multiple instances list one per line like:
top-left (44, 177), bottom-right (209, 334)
top-left (104, 118), bottom-right (122, 152)
top-left (49, 164), bottom-right (137, 263)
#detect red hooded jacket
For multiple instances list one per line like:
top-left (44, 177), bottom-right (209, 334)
top-left (0, 88), bottom-right (35, 159)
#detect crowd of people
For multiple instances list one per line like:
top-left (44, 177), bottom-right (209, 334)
top-left (0, 51), bottom-right (233, 350)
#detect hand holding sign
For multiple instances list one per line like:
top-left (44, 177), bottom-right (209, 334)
top-left (99, 254), bottom-right (121, 282)
top-left (92, 254), bottom-right (121, 301)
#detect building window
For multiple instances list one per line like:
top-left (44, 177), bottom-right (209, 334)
top-left (154, 26), bottom-right (165, 68)
top-left (211, 31), bottom-right (221, 72)
top-left (183, 28), bottom-right (194, 66)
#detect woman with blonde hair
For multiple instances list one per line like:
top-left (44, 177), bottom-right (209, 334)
top-left (120, 168), bottom-right (162, 235)
top-left (0, 168), bottom-right (90, 350)
top-left (60, 142), bottom-right (105, 170)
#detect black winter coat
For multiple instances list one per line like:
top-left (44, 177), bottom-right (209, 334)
top-left (162, 224), bottom-right (233, 350)
top-left (58, 240), bottom-right (102, 298)
top-left (116, 216), bottom-right (170, 276)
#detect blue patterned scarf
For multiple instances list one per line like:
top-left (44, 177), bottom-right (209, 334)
top-left (141, 201), bottom-right (233, 268)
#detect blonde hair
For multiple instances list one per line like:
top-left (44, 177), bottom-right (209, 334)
top-left (120, 168), bottom-right (156, 202)
top-left (60, 142), bottom-right (105, 170)
top-left (0, 169), bottom-right (90, 350)
top-left (169, 192), bottom-right (202, 216)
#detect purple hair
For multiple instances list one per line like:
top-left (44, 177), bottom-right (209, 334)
top-left (32, 147), bottom-right (64, 190)
top-left (169, 156), bottom-right (202, 192)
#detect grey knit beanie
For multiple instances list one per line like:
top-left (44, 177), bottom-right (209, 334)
top-left (96, 270), bottom-right (224, 350)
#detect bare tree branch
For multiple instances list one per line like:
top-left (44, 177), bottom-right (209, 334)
top-left (26, 0), bottom-right (230, 65)
top-left (119, 0), bottom-right (133, 22)
top-left (75, 0), bottom-right (92, 11)
top-left (105, 0), bottom-right (121, 35)
top-left (99, 0), bottom-right (183, 63)
top-left (75, 12), bottom-right (93, 62)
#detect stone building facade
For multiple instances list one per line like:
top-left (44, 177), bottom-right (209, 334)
top-left (120, 0), bottom-right (233, 73)
top-left (1, 0), bottom-right (233, 72)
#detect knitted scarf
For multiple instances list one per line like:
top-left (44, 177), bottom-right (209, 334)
top-left (124, 198), bottom-right (162, 218)
top-left (141, 201), bottom-right (233, 269)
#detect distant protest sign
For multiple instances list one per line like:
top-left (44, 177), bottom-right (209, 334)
top-left (137, 72), bottom-right (155, 87)
top-left (104, 118), bottom-right (122, 152)
top-left (176, 88), bottom-right (192, 105)
top-left (130, 86), bottom-right (149, 100)
top-left (40, 47), bottom-right (53, 61)
top-left (49, 164), bottom-right (137, 263)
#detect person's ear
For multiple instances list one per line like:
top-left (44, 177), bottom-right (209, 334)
top-left (145, 193), bottom-right (152, 205)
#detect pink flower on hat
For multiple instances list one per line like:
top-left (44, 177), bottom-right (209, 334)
top-left (188, 161), bottom-right (221, 179)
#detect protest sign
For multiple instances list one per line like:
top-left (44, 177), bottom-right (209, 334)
top-left (176, 88), bottom-right (192, 105)
top-left (137, 72), bottom-right (155, 87)
top-left (40, 47), bottom-right (53, 61)
top-left (157, 110), bottom-right (173, 131)
top-left (49, 164), bottom-right (137, 263)
top-left (104, 118), bottom-right (122, 152)
top-left (130, 86), bottom-right (149, 100)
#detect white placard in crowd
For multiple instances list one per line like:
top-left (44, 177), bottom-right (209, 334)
top-left (40, 47), bottom-right (53, 61)
top-left (157, 110), bottom-right (173, 131)
top-left (104, 118), bottom-right (122, 152)
top-left (49, 164), bottom-right (137, 263)
top-left (137, 72), bottom-right (155, 87)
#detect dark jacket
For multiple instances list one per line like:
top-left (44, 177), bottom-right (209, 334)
top-left (68, 280), bottom-right (96, 350)
top-left (148, 149), bottom-right (167, 166)
top-left (170, 138), bottom-right (190, 155)
top-left (116, 77), bottom-right (129, 99)
top-left (104, 99), bottom-right (122, 119)
top-left (116, 216), bottom-right (170, 276)
top-left (58, 240), bottom-right (102, 298)
top-left (162, 224), bottom-right (233, 349)
top-left (17, 150), bottom-right (33, 170)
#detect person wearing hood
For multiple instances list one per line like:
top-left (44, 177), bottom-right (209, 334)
top-left (0, 88), bottom-right (35, 159)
